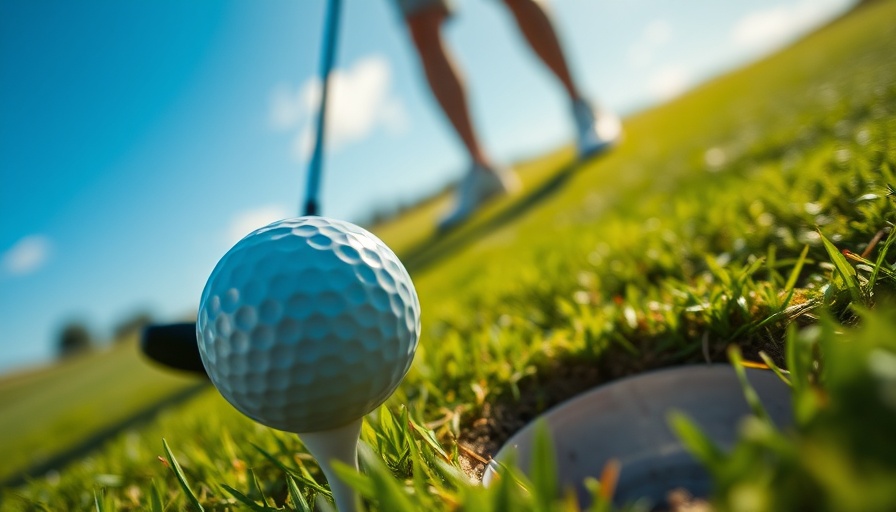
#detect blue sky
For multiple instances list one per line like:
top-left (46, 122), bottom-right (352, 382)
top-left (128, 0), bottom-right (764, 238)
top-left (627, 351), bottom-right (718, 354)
top-left (0, 0), bottom-right (854, 372)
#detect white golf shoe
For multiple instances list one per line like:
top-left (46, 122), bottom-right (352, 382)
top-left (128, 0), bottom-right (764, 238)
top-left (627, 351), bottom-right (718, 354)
top-left (438, 163), bottom-right (520, 230)
top-left (573, 98), bottom-right (622, 160)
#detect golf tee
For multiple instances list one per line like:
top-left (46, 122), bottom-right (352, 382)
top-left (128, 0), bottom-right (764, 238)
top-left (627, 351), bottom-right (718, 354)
top-left (298, 417), bottom-right (363, 512)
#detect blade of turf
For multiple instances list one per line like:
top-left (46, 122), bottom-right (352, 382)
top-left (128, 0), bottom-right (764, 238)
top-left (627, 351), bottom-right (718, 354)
top-left (149, 479), bottom-right (164, 512)
top-left (868, 227), bottom-right (896, 287)
top-left (728, 345), bottom-right (771, 423)
top-left (819, 230), bottom-right (862, 304)
top-left (783, 245), bottom-right (810, 298)
top-left (221, 484), bottom-right (271, 512)
top-left (668, 411), bottom-right (723, 469)
top-left (94, 490), bottom-right (105, 512)
top-left (248, 468), bottom-right (271, 508)
top-left (252, 442), bottom-right (331, 495)
top-left (162, 439), bottom-right (205, 512)
top-left (530, 420), bottom-right (558, 510)
top-left (287, 475), bottom-right (313, 512)
top-left (758, 350), bottom-right (792, 386)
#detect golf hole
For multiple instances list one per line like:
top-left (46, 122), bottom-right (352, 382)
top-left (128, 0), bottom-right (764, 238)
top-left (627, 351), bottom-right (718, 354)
top-left (481, 365), bottom-right (792, 509)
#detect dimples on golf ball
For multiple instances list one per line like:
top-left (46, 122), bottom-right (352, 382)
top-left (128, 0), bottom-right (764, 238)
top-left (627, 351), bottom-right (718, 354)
top-left (196, 216), bottom-right (420, 433)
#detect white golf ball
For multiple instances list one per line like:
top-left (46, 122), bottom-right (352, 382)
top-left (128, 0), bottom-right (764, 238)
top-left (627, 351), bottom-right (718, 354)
top-left (196, 216), bottom-right (421, 433)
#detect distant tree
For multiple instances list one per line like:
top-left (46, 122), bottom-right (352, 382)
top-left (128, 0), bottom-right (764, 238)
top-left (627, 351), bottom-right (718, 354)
top-left (58, 322), bottom-right (92, 359)
top-left (112, 311), bottom-right (154, 343)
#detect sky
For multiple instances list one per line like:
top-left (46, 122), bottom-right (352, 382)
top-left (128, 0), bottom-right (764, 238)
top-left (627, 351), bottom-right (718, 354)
top-left (0, 0), bottom-right (855, 373)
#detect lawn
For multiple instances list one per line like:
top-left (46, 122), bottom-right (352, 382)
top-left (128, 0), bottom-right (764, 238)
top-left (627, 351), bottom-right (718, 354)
top-left (0, 336), bottom-right (199, 486)
top-left (2, 0), bottom-right (896, 510)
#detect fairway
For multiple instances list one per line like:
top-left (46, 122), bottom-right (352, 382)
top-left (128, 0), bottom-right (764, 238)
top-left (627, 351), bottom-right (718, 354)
top-left (3, 1), bottom-right (896, 510)
top-left (0, 337), bottom-right (199, 485)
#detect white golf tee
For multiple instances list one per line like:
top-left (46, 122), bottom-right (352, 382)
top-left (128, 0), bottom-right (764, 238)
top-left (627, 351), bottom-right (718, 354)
top-left (298, 417), bottom-right (363, 512)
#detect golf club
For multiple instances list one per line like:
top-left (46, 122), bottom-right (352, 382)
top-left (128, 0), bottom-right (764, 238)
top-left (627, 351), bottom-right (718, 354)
top-left (141, 0), bottom-right (343, 376)
top-left (304, 0), bottom-right (342, 216)
top-left (140, 323), bottom-right (207, 376)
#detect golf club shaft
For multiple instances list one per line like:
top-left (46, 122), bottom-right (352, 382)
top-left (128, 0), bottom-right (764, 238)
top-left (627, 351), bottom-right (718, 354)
top-left (141, 1), bottom-right (346, 376)
top-left (304, 0), bottom-right (343, 216)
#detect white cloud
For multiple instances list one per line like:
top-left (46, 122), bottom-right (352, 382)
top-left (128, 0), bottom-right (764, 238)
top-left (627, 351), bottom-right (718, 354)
top-left (378, 97), bottom-right (411, 135)
top-left (228, 204), bottom-right (293, 244)
top-left (628, 20), bottom-right (672, 68)
top-left (269, 82), bottom-right (305, 130)
top-left (269, 55), bottom-right (409, 162)
top-left (2, 235), bottom-right (52, 276)
top-left (649, 66), bottom-right (691, 101)
top-left (731, 0), bottom-right (850, 54)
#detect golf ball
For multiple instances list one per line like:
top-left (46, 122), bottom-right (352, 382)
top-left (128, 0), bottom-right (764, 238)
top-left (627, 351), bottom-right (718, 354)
top-left (196, 216), bottom-right (420, 433)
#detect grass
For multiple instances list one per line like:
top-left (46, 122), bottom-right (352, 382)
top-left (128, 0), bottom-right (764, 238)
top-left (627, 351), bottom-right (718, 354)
top-left (0, 336), bottom-right (198, 485)
top-left (3, 0), bottom-right (896, 509)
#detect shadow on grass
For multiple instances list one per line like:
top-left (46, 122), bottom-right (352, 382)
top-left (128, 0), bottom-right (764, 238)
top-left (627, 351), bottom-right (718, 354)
top-left (1, 381), bottom-right (210, 489)
top-left (403, 159), bottom-right (578, 273)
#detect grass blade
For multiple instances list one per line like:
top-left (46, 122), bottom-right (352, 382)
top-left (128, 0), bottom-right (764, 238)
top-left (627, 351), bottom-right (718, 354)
top-left (704, 254), bottom-right (732, 287)
top-left (287, 475), bottom-right (313, 512)
top-left (149, 479), bottom-right (165, 512)
top-left (408, 416), bottom-right (450, 462)
top-left (783, 245), bottom-right (810, 298)
top-left (869, 227), bottom-right (896, 288)
top-left (253, 441), bottom-right (332, 495)
top-left (818, 230), bottom-right (862, 304)
top-left (162, 439), bottom-right (204, 512)
top-left (844, 251), bottom-right (896, 282)
top-left (785, 323), bottom-right (824, 426)
top-left (728, 345), bottom-right (771, 424)
top-left (248, 468), bottom-right (271, 508)
top-left (94, 489), bottom-right (105, 512)
top-left (785, 325), bottom-right (802, 388)
top-left (252, 442), bottom-right (294, 475)
top-left (330, 459), bottom-right (376, 499)
top-left (350, 443), bottom-right (415, 510)
top-left (405, 427), bottom-right (433, 502)
top-left (758, 351), bottom-right (791, 386)
top-left (668, 411), bottom-right (723, 469)
top-left (530, 421), bottom-right (558, 511)
top-left (221, 484), bottom-right (271, 512)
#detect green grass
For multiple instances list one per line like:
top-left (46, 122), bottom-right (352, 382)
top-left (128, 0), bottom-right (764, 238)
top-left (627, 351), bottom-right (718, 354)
top-left (0, 337), bottom-right (197, 484)
top-left (3, 0), bottom-right (896, 509)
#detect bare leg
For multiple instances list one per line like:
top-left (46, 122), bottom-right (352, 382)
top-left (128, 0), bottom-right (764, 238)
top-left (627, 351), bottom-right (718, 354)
top-left (503, 0), bottom-right (581, 101)
top-left (405, 6), bottom-right (492, 168)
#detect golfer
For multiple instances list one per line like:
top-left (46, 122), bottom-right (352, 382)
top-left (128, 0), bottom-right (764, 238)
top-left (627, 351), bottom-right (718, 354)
top-left (396, 0), bottom-right (622, 229)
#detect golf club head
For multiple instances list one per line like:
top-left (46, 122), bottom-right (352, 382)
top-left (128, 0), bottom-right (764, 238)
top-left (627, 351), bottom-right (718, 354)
top-left (140, 322), bottom-right (208, 377)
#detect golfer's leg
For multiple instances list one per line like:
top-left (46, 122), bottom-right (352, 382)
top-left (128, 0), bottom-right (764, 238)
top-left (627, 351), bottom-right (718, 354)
top-left (503, 0), bottom-right (581, 101)
top-left (406, 6), bottom-right (491, 167)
